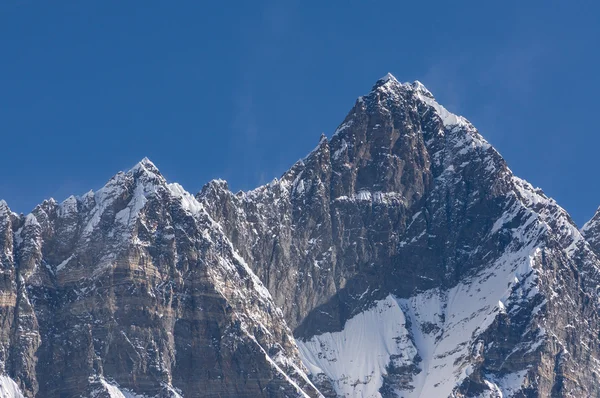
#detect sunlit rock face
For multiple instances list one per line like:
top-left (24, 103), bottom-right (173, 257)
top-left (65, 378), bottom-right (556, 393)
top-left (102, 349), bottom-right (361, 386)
top-left (2, 74), bottom-right (600, 397)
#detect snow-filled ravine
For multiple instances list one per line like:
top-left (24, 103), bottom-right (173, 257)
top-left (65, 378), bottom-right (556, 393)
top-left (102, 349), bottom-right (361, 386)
top-left (0, 376), bottom-right (25, 398)
top-left (296, 243), bottom-right (542, 398)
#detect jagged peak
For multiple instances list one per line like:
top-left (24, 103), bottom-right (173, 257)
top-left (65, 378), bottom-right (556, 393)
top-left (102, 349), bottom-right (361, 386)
top-left (371, 72), bottom-right (404, 92)
top-left (122, 157), bottom-right (168, 190)
top-left (130, 157), bottom-right (162, 177)
top-left (378, 72), bottom-right (399, 84)
top-left (352, 75), bottom-right (468, 132)
top-left (61, 195), bottom-right (78, 204)
top-left (207, 179), bottom-right (229, 189)
top-left (0, 200), bottom-right (11, 219)
top-left (411, 80), bottom-right (434, 98)
top-left (42, 198), bottom-right (57, 207)
top-left (582, 206), bottom-right (600, 233)
top-left (302, 133), bottom-right (330, 163)
top-left (198, 179), bottom-right (230, 199)
top-left (24, 213), bottom-right (39, 227)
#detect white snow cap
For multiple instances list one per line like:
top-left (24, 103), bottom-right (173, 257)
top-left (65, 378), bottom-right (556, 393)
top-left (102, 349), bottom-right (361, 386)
top-left (378, 72), bottom-right (399, 83)
top-left (0, 200), bottom-right (10, 218)
top-left (129, 157), bottom-right (166, 184)
top-left (412, 80), bottom-right (434, 98)
top-left (130, 157), bottom-right (159, 173)
top-left (375, 74), bottom-right (434, 97)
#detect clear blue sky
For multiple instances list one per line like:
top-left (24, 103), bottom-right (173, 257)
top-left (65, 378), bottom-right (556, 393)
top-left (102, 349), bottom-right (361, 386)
top-left (1, 1), bottom-right (599, 225)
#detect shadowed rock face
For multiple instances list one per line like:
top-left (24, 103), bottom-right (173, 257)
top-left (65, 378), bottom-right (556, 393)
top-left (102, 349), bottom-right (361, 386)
top-left (199, 78), bottom-right (519, 340)
top-left (1, 74), bottom-right (600, 397)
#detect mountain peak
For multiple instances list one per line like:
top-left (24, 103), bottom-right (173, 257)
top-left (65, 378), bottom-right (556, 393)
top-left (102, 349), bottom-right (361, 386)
top-left (131, 157), bottom-right (159, 173)
top-left (411, 80), bottom-right (434, 98)
top-left (0, 200), bottom-right (10, 218)
top-left (129, 157), bottom-right (165, 184)
top-left (379, 72), bottom-right (398, 83)
top-left (371, 72), bottom-right (402, 91)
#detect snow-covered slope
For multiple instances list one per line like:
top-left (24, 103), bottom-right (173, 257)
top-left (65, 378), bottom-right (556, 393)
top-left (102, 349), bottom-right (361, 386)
top-left (201, 73), bottom-right (600, 397)
top-left (2, 73), bottom-right (600, 397)
top-left (0, 376), bottom-right (24, 398)
top-left (297, 296), bottom-right (417, 397)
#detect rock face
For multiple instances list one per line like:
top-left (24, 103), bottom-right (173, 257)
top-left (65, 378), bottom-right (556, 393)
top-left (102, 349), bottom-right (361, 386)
top-left (0, 163), bottom-right (318, 398)
top-left (1, 73), bottom-right (600, 397)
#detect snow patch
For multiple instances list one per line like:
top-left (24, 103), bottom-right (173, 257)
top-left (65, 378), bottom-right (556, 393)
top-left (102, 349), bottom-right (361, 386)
top-left (297, 296), bottom-right (417, 398)
top-left (0, 376), bottom-right (24, 398)
top-left (416, 92), bottom-right (467, 127)
top-left (56, 254), bottom-right (75, 272)
top-left (168, 183), bottom-right (204, 216)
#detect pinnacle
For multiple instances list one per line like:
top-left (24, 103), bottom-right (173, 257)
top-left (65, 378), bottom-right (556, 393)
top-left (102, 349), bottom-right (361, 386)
top-left (378, 72), bottom-right (398, 84)
top-left (130, 157), bottom-right (163, 179)
top-left (0, 200), bottom-right (9, 216)
top-left (411, 80), bottom-right (434, 98)
top-left (133, 157), bottom-right (158, 171)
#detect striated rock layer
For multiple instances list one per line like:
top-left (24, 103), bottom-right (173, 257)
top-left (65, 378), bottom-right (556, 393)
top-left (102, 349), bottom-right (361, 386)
top-left (2, 74), bottom-right (600, 397)
top-left (0, 162), bottom-right (318, 398)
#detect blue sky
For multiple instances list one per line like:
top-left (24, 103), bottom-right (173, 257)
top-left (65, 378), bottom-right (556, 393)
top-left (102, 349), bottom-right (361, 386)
top-left (1, 1), bottom-right (599, 225)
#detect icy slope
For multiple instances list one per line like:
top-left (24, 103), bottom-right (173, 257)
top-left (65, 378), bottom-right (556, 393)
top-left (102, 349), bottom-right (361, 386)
top-left (0, 376), bottom-right (24, 398)
top-left (297, 296), bottom-right (417, 397)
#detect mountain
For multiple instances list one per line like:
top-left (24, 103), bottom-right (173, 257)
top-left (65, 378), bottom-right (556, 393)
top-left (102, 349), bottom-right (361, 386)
top-left (1, 73), bottom-right (600, 397)
top-left (0, 162), bottom-right (318, 398)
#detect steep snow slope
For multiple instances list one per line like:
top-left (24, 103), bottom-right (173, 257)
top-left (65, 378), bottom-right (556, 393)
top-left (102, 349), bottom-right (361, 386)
top-left (0, 376), bottom-right (24, 398)
top-left (297, 296), bottom-right (417, 397)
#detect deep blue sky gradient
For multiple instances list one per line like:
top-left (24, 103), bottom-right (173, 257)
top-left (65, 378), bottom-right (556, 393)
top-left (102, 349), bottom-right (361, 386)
top-left (1, 1), bottom-right (599, 225)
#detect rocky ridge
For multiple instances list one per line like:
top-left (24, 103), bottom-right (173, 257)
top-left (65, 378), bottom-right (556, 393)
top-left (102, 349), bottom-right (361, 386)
top-left (1, 74), bottom-right (600, 397)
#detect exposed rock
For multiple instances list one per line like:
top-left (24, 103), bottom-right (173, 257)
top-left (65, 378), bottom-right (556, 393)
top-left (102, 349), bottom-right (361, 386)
top-left (2, 74), bottom-right (600, 397)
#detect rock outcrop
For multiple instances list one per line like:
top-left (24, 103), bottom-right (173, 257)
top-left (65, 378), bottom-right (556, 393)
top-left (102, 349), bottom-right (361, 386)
top-left (1, 74), bottom-right (600, 397)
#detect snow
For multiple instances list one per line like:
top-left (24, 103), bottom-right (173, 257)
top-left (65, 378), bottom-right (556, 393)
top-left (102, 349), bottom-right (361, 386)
top-left (297, 296), bottom-right (418, 398)
top-left (491, 200), bottom-right (520, 234)
top-left (378, 72), bottom-right (398, 84)
top-left (168, 183), bottom-right (204, 216)
top-left (416, 91), bottom-right (467, 127)
top-left (0, 376), bottom-right (24, 398)
top-left (115, 183), bottom-right (148, 226)
top-left (24, 214), bottom-right (39, 227)
top-left (83, 173), bottom-right (128, 234)
top-left (97, 377), bottom-right (145, 398)
top-left (298, 239), bottom-right (541, 398)
top-left (130, 157), bottom-right (162, 179)
top-left (56, 254), bottom-right (74, 272)
top-left (333, 120), bottom-right (354, 137)
top-left (581, 207), bottom-right (600, 234)
top-left (58, 195), bottom-right (79, 217)
top-left (483, 370), bottom-right (529, 397)
top-left (334, 190), bottom-right (404, 205)
top-left (239, 326), bottom-right (314, 398)
top-left (82, 158), bottom-right (169, 236)
top-left (0, 201), bottom-right (12, 221)
top-left (411, 80), bottom-right (434, 98)
top-left (332, 139), bottom-right (348, 160)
